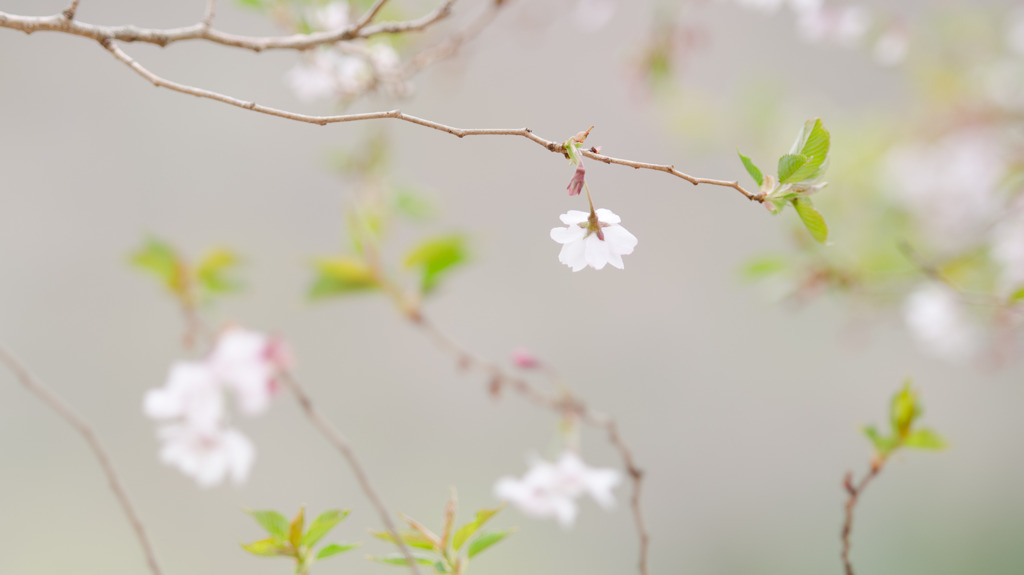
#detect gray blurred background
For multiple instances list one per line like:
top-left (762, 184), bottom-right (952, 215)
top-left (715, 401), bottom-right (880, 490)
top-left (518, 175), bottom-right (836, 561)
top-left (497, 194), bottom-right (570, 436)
top-left (2, 0), bottom-right (1023, 574)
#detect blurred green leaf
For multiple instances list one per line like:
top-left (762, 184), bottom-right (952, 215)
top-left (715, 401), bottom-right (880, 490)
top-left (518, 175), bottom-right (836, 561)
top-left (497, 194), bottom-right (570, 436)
top-left (288, 507), bottom-right (305, 549)
top-left (1010, 287), bottom-right (1024, 303)
top-left (316, 543), bottom-right (360, 560)
top-left (862, 425), bottom-right (897, 455)
top-left (792, 198), bottom-right (828, 243)
top-left (303, 509), bottom-right (349, 548)
top-left (369, 553), bottom-right (436, 566)
top-left (891, 380), bottom-right (920, 438)
top-left (393, 187), bottom-right (435, 221)
top-left (372, 530), bottom-right (438, 551)
top-left (737, 150), bottom-right (764, 187)
top-left (241, 538), bottom-right (287, 557)
top-left (777, 153), bottom-right (809, 184)
top-left (403, 235), bottom-right (469, 294)
top-left (467, 530), bottom-right (514, 559)
top-left (308, 257), bottom-right (378, 299)
top-left (130, 237), bottom-right (187, 295)
top-left (903, 428), bottom-right (947, 450)
top-left (452, 505), bottom-right (504, 551)
top-left (741, 254), bottom-right (788, 280)
top-left (196, 248), bottom-right (242, 295)
top-left (247, 510), bottom-right (290, 541)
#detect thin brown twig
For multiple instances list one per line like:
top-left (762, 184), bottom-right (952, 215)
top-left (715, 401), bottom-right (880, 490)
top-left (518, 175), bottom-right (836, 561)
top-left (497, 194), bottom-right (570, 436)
top-left (840, 457), bottom-right (887, 575)
top-left (409, 314), bottom-right (651, 575)
top-left (279, 371), bottom-right (423, 575)
top-left (0, 0), bottom-right (455, 52)
top-left (352, 0), bottom-right (404, 33)
top-left (99, 39), bottom-right (760, 202)
top-left (400, 0), bottom-right (503, 78)
top-left (201, 0), bottom-right (216, 28)
top-left (0, 343), bottom-right (163, 575)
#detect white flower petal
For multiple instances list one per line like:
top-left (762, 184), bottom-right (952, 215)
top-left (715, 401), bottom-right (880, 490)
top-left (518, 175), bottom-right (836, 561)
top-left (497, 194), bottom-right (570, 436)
top-left (560, 210), bottom-right (590, 225)
top-left (584, 234), bottom-right (611, 270)
top-left (603, 224), bottom-right (638, 255)
top-left (550, 225), bottom-right (586, 244)
top-left (594, 208), bottom-right (621, 224)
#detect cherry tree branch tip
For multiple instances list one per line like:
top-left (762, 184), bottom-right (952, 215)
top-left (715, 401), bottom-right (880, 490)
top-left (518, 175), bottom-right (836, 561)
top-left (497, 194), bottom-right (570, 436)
top-left (0, 343), bottom-right (163, 575)
top-left (99, 39), bottom-right (758, 202)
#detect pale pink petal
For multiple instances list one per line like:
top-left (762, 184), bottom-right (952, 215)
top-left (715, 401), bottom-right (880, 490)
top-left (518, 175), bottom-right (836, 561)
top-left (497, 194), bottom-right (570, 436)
top-left (550, 225), bottom-right (586, 244)
top-left (603, 225), bottom-right (638, 255)
top-left (560, 210), bottom-right (590, 225)
top-left (594, 208), bottom-right (621, 224)
top-left (584, 234), bottom-right (611, 270)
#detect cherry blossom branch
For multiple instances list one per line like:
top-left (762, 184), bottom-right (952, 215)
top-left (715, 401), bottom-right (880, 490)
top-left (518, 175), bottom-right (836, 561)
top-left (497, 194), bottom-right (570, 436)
top-left (352, 0), bottom-right (392, 33)
top-left (202, 0), bottom-right (216, 28)
top-left (0, 0), bottom-right (455, 52)
top-left (408, 313), bottom-right (651, 575)
top-left (279, 370), bottom-right (423, 575)
top-left (98, 40), bottom-right (760, 202)
top-left (0, 343), bottom-right (163, 575)
top-left (840, 457), bottom-right (887, 575)
top-left (62, 0), bottom-right (80, 21)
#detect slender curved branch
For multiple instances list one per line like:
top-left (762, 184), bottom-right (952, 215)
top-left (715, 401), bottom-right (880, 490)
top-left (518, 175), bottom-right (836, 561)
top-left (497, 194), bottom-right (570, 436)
top-left (99, 39), bottom-right (761, 202)
top-left (840, 458), bottom-right (887, 575)
top-left (0, 0), bottom-right (455, 52)
top-left (62, 0), bottom-right (80, 21)
top-left (0, 344), bottom-right (163, 575)
top-left (352, 0), bottom-right (391, 33)
top-left (280, 371), bottom-right (423, 575)
top-left (409, 314), bottom-right (651, 575)
top-left (202, 0), bottom-right (216, 28)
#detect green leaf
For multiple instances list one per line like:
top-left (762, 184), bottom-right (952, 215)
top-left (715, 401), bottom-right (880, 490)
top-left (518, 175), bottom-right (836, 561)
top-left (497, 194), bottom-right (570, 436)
top-left (308, 257), bottom-right (378, 299)
top-left (372, 530), bottom-right (438, 551)
top-left (564, 141), bottom-right (581, 165)
top-left (369, 553), bottom-right (436, 567)
top-left (246, 510), bottom-right (290, 541)
top-left (196, 248), bottom-right (242, 295)
top-left (862, 425), bottom-right (897, 455)
top-left (303, 509), bottom-right (349, 548)
top-left (741, 255), bottom-right (788, 280)
top-left (1010, 286), bottom-right (1024, 303)
top-left (467, 529), bottom-right (514, 559)
top-left (890, 380), bottom-right (920, 438)
top-left (316, 543), bottom-right (360, 560)
top-left (786, 118), bottom-right (830, 182)
top-left (241, 538), bottom-right (287, 557)
top-left (791, 198), bottom-right (828, 243)
top-left (777, 153), bottom-right (809, 184)
top-left (403, 235), bottom-right (469, 294)
top-left (903, 428), bottom-right (947, 450)
top-left (452, 505), bottom-right (504, 551)
top-left (130, 237), bottom-right (186, 295)
top-left (737, 150), bottom-right (764, 187)
top-left (393, 187), bottom-right (435, 220)
top-left (288, 507), bottom-right (305, 549)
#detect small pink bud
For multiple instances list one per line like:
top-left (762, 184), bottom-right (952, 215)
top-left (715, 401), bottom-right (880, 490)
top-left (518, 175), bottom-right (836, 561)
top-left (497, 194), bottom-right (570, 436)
top-left (567, 166), bottom-right (586, 196)
top-left (511, 348), bottom-right (539, 369)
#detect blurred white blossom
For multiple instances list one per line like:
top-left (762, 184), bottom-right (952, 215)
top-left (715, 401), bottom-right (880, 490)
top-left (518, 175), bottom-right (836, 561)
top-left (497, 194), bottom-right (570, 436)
top-left (495, 451), bottom-right (620, 528)
top-left (796, 5), bottom-right (870, 47)
top-left (157, 424), bottom-right (256, 488)
top-left (313, 1), bottom-right (351, 31)
top-left (883, 130), bottom-right (1007, 251)
top-left (735, 0), bottom-right (785, 13)
top-left (1007, 7), bottom-right (1024, 58)
top-left (574, 0), bottom-right (616, 32)
top-left (144, 328), bottom-right (289, 487)
top-left (903, 282), bottom-right (980, 362)
top-left (144, 361), bottom-right (223, 432)
top-left (991, 199), bottom-right (1024, 295)
top-left (874, 27), bottom-right (909, 66)
top-left (550, 209), bottom-right (638, 271)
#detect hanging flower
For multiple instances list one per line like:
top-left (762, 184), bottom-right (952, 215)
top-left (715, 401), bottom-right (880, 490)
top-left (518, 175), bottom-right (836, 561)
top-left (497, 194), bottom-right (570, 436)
top-left (550, 209), bottom-right (638, 271)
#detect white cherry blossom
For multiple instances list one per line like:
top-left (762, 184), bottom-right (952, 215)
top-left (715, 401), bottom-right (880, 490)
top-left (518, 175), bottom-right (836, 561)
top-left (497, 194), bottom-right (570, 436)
top-left (903, 282), bottom-right (980, 362)
top-left (144, 361), bottom-right (223, 432)
top-left (494, 451), bottom-right (621, 528)
top-left (550, 209), bottom-right (638, 271)
top-left (313, 1), bottom-right (351, 31)
top-left (208, 328), bottom-right (290, 416)
top-left (157, 424), bottom-right (255, 488)
top-left (796, 5), bottom-right (870, 47)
